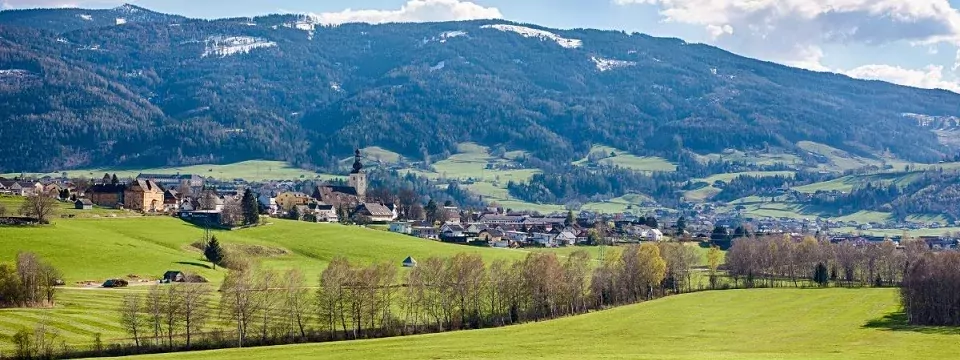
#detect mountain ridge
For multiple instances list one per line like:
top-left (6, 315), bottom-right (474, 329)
top-left (0, 5), bottom-right (957, 173)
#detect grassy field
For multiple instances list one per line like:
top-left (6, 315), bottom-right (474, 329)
top-left (126, 288), bottom-right (960, 360)
top-left (0, 218), bottom-right (524, 285)
top-left (0, 195), bottom-right (135, 219)
top-left (1, 160), bottom-right (341, 182)
top-left (573, 145), bottom-right (676, 172)
top-left (695, 149), bottom-right (802, 167)
top-left (683, 171), bottom-right (795, 202)
top-left (0, 216), bottom-right (529, 349)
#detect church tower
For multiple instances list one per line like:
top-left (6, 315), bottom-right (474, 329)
top-left (348, 149), bottom-right (367, 202)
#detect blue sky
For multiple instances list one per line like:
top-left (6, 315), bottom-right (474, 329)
top-left (4, 0), bottom-right (960, 92)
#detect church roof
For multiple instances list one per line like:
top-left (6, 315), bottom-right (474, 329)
top-left (351, 149), bottom-right (364, 174)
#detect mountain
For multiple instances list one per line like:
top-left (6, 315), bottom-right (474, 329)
top-left (0, 5), bottom-right (958, 173)
top-left (0, 4), bottom-right (185, 33)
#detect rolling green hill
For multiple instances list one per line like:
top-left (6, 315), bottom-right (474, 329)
top-left (0, 216), bottom-right (527, 349)
top-left (0, 217), bottom-right (523, 285)
top-left (126, 288), bottom-right (958, 360)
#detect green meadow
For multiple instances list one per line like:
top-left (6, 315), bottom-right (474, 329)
top-left (126, 288), bottom-right (959, 360)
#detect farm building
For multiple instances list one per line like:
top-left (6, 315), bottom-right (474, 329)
top-left (74, 199), bottom-right (93, 210)
top-left (162, 271), bottom-right (186, 283)
top-left (402, 256), bottom-right (418, 267)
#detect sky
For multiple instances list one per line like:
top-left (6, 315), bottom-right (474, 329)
top-left (3, 0), bottom-right (960, 92)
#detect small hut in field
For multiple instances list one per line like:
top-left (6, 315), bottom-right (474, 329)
top-left (402, 256), bottom-right (418, 268)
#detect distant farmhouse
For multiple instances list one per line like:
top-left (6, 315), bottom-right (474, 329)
top-left (85, 177), bottom-right (165, 212)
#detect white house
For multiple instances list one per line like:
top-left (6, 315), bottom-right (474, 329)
top-left (531, 233), bottom-right (557, 247)
top-left (640, 228), bottom-right (664, 241)
top-left (441, 223), bottom-right (465, 238)
top-left (556, 231), bottom-right (578, 246)
top-left (389, 222), bottom-right (413, 234)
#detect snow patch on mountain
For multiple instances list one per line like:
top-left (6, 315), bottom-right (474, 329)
top-left (440, 31), bottom-right (467, 42)
top-left (113, 4), bottom-right (141, 14)
top-left (481, 24), bottom-right (582, 49)
top-left (903, 113), bottom-right (960, 128)
top-left (202, 36), bottom-right (277, 58)
top-left (591, 57), bottom-right (636, 72)
top-left (79, 14), bottom-right (92, 21)
top-left (423, 30), bottom-right (469, 44)
top-left (330, 82), bottom-right (343, 92)
top-left (116, 18), bottom-right (127, 25)
top-left (0, 69), bottom-right (30, 77)
top-left (430, 61), bottom-right (446, 71)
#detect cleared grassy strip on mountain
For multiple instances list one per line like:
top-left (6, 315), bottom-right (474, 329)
top-left (683, 171), bottom-right (795, 202)
top-left (573, 145), bottom-right (677, 172)
top-left (128, 288), bottom-right (958, 360)
top-left (2, 160), bottom-right (340, 182)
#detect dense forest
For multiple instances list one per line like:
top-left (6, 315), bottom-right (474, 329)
top-left (805, 171), bottom-right (960, 222)
top-left (0, 5), bottom-right (958, 174)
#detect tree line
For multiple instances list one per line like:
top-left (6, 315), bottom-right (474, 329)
top-left (901, 252), bottom-right (960, 326)
top-left (9, 245), bottom-right (699, 358)
top-left (0, 252), bottom-right (61, 309)
top-left (725, 235), bottom-right (930, 288)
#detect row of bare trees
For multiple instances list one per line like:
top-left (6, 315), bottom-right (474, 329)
top-left (0, 252), bottom-right (61, 308)
top-left (901, 252), bottom-right (960, 326)
top-left (726, 235), bottom-right (930, 288)
top-left (93, 245), bottom-right (679, 358)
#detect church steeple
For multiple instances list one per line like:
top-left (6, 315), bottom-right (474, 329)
top-left (348, 148), bottom-right (367, 201)
top-left (351, 149), bottom-right (364, 174)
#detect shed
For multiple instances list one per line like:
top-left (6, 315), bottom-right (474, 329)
top-left (162, 271), bottom-right (185, 283)
top-left (402, 256), bottom-right (418, 268)
top-left (75, 199), bottom-right (93, 210)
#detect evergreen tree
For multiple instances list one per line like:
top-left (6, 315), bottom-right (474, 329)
top-left (565, 211), bottom-right (575, 227)
top-left (240, 189), bottom-right (259, 225)
top-left (204, 236), bottom-right (224, 270)
top-left (813, 262), bottom-right (829, 287)
top-left (101, 173), bottom-right (111, 184)
top-left (425, 199), bottom-right (439, 224)
top-left (676, 216), bottom-right (687, 236)
top-left (111, 174), bottom-right (119, 185)
top-left (646, 216), bottom-right (659, 229)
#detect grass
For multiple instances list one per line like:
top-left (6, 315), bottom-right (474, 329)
top-left (0, 217), bottom-right (529, 350)
top-left (0, 217), bottom-right (525, 285)
top-left (573, 145), bottom-right (676, 172)
top-left (695, 149), bottom-right (802, 167)
top-left (0, 195), bottom-right (135, 219)
top-left (405, 143), bottom-right (562, 213)
top-left (2, 160), bottom-right (341, 182)
top-left (683, 171), bottom-right (794, 202)
top-left (127, 288), bottom-right (960, 360)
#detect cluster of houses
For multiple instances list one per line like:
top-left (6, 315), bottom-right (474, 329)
top-left (388, 211), bottom-right (664, 248)
top-left (259, 150), bottom-right (401, 224)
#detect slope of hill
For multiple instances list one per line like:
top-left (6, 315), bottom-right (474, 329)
top-left (125, 288), bottom-right (957, 360)
top-left (0, 5), bottom-right (957, 173)
top-left (0, 217), bottom-right (523, 285)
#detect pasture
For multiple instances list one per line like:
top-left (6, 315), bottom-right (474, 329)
top-left (128, 288), bottom-right (959, 360)
top-left (573, 145), bottom-right (676, 172)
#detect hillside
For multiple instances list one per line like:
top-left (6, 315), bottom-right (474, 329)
top-left (0, 217), bottom-right (523, 285)
top-left (125, 288), bottom-right (957, 360)
top-left (0, 5), bottom-right (958, 173)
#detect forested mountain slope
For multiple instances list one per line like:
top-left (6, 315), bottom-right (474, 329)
top-left (0, 5), bottom-right (958, 172)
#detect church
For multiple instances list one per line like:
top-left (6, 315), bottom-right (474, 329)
top-left (312, 149), bottom-right (367, 209)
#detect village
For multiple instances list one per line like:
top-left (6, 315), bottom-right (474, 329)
top-left (2, 149), bottom-right (959, 251)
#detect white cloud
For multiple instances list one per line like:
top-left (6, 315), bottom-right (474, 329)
top-left (844, 64), bottom-right (960, 93)
top-left (955, 49), bottom-right (960, 71)
top-left (616, 0), bottom-right (960, 70)
top-left (311, 0), bottom-right (502, 26)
